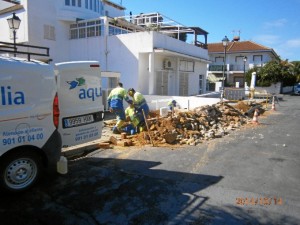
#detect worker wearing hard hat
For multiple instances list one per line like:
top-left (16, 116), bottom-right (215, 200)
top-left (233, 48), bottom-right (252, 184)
top-left (107, 82), bottom-right (130, 133)
top-left (127, 88), bottom-right (149, 123)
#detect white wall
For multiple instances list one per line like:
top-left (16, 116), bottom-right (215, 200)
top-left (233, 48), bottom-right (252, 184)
top-left (145, 95), bottom-right (220, 111)
top-left (108, 32), bottom-right (154, 92)
top-left (255, 82), bottom-right (282, 94)
top-left (139, 53), bottom-right (150, 93)
top-left (153, 31), bottom-right (208, 60)
top-left (102, 4), bottom-right (124, 18)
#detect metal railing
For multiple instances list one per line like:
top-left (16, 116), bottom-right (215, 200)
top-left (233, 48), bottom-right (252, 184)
top-left (0, 41), bottom-right (50, 61)
top-left (208, 64), bottom-right (249, 72)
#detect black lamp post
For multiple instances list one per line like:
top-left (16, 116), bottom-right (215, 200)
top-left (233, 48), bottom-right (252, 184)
top-left (7, 12), bottom-right (21, 57)
top-left (243, 56), bottom-right (247, 87)
top-left (221, 35), bottom-right (229, 102)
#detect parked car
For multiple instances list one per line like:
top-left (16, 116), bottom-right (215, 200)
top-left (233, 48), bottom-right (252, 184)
top-left (294, 83), bottom-right (300, 95)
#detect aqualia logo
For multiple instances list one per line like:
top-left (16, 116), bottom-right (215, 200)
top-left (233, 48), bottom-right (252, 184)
top-left (1, 86), bottom-right (25, 105)
top-left (67, 77), bottom-right (102, 101)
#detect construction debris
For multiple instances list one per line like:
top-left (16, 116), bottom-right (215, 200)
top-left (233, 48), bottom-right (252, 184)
top-left (105, 101), bottom-right (266, 147)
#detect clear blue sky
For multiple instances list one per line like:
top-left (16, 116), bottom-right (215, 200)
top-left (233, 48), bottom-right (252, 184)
top-left (116, 0), bottom-right (300, 62)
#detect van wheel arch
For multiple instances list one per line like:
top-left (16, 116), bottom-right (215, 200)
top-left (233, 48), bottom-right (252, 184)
top-left (0, 147), bottom-right (47, 192)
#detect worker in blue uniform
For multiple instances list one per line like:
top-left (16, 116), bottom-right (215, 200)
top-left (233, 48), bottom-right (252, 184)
top-left (127, 88), bottom-right (149, 125)
top-left (107, 82), bottom-right (130, 133)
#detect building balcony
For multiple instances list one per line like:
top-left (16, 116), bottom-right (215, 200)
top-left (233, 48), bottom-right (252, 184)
top-left (208, 64), bottom-right (250, 72)
top-left (208, 65), bottom-right (227, 72)
top-left (115, 13), bottom-right (209, 50)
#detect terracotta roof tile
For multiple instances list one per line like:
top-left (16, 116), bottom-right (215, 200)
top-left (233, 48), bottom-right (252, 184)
top-left (208, 41), bottom-right (272, 53)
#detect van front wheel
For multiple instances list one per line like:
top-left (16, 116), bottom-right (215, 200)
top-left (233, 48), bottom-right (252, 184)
top-left (0, 151), bottom-right (42, 192)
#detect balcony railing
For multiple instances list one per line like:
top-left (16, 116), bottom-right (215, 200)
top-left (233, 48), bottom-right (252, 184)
top-left (208, 65), bottom-right (227, 71)
top-left (208, 64), bottom-right (250, 72)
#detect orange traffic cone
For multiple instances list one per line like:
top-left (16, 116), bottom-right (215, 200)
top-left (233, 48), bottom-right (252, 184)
top-left (271, 96), bottom-right (276, 111)
top-left (252, 109), bottom-right (259, 124)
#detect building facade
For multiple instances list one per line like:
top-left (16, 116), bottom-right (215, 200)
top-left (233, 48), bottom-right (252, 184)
top-left (0, 0), bottom-right (210, 96)
top-left (207, 37), bottom-right (279, 91)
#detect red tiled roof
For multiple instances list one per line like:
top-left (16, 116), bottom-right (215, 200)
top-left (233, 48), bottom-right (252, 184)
top-left (208, 41), bottom-right (272, 53)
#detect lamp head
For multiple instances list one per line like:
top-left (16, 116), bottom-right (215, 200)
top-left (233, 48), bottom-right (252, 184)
top-left (222, 35), bottom-right (229, 47)
top-left (7, 12), bottom-right (21, 30)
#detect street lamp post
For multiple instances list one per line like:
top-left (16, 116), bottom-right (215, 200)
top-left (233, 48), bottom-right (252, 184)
top-left (243, 56), bottom-right (247, 87)
top-left (7, 12), bottom-right (21, 57)
top-left (221, 35), bottom-right (229, 102)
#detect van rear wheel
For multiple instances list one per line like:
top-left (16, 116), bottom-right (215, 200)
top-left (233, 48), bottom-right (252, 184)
top-left (0, 151), bottom-right (42, 192)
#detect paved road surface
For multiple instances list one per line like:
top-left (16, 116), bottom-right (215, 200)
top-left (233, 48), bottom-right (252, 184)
top-left (0, 95), bottom-right (299, 225)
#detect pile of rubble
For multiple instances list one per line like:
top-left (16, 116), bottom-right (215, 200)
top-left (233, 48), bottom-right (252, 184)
top-left (136, 102), bottom-right (253, 146)
top-left (103, 101), bottom-right (266, 147)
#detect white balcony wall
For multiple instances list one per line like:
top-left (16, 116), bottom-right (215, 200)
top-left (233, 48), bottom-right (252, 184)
top-left (153, 31), bottom-right (208, 60)
top-left (102, 4), bottom-right (124, 18)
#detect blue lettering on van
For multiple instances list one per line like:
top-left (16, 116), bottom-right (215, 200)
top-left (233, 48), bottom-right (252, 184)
top-left (1, 86), bottom-right (25, 105)
top-left (78, 87), bottom-right (102, 101)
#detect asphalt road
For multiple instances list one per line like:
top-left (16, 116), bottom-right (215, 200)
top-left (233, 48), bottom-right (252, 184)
top-left (1, 95), bottom-right (299, 225)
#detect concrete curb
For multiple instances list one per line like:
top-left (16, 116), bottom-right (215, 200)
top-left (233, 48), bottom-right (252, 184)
top-left (62, 140), bottom-right (103, 159)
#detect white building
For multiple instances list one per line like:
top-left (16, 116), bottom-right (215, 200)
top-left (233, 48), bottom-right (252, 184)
top-left (207, 36), bottom-right (279, 91)
top-left (0, 0), bottom-right (210, 97)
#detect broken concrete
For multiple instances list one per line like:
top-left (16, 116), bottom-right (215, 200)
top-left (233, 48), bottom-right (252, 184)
top-left (100, 101), bottom-right (266, 148)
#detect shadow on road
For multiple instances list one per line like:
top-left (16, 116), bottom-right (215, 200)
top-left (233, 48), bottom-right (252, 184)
top-left (0, 157), bottom-right (298, 225)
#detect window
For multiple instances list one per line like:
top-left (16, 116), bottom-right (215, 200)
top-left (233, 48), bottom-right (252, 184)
top-left (78, 0), bottom-right (81, 7)
top-left (70, 29), bottom-right (78, 39)
top-left (85, 0), bottom-right (88, 8)
top-left (79, 28), bottom-right (86, 38)
top-left (95, 26), bottom-right (101, 36)
top-left (90, 0), bottom-right (92, 9)
top-left (253, 55), bottom-right (262, 62)
top-left (65, 0), bottom-right (70, 5)
top-left (96, 0), bottom-right (99, 12)
top-left (72, 0), bottom-right (75, 6)
top-left (87, 27), bottom-right (95, 37)
top-left (44, 25), bottom-right (55, 40)
top-left (215, 57), bottom-right (224, 63)
top-left (179, 60), bottom-right (194, 72)
top-left (253, 55), bottom-right (263, 67)
top-left (199, 75), bottom-right (203, 94)
top-left (69, 20), bottom-right (103, 39)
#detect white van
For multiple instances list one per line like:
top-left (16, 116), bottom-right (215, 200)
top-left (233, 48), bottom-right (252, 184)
top-left (55, 61), bottom-right (104, 147)
top-left (0, 58), bottom-right (104, 192)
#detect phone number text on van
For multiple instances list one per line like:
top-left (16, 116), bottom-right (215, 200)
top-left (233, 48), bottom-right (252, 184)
top-left (2, 133), bottom-right (44, 146)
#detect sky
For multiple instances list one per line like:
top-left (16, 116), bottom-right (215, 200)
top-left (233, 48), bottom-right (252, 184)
top-left (116, 0), bottom-right (300, 61)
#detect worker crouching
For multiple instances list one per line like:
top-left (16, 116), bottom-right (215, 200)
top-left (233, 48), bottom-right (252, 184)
top-left (123, 100), bottom-right (141, 134)
top-left (107, 82), bottom-right (131, 134)
top-left (127, 88), bottom-right (149, 131)
top-left (168, 100), bottom-right (177, 110)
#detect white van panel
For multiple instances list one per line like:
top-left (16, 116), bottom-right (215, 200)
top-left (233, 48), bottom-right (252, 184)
top-left (55, 61), bottom-right (104, 147)
top-left (0, 57), bottom-right (57, 153)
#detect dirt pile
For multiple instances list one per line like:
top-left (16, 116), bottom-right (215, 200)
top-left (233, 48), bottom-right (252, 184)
top-left (137, 102), bottom-right (248, 146)
top-left (104, 101), bottom-right (265, 147)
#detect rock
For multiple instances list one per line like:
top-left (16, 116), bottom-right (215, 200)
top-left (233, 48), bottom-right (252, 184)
top-left (121, 132), bottom-right (127, 139)
top-left (109, 136), bottom-right (118, 145)
top-left (164, 133), bottom-right (177, 144)
top-left (144, 133), bottom-right (150, 140)
top-left (98, 142), bottom-right (111, 149)
top-left (150, 124), bottom-right (156, 131)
